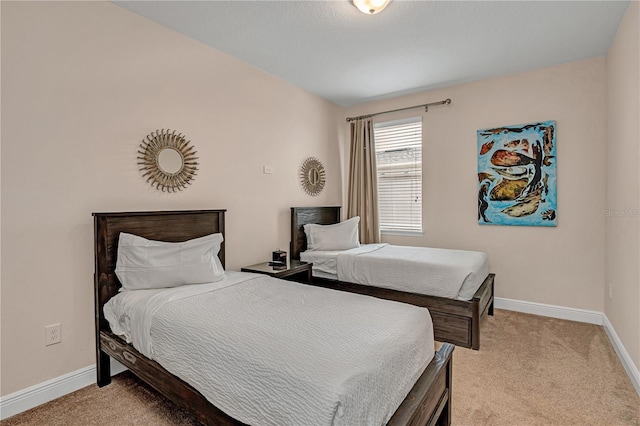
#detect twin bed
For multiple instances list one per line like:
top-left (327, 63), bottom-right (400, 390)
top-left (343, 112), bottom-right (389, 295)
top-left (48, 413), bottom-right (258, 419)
top-left (290, 206), bottom-right (495, 350)
top-left (94, 209), bottom-right (454, 426)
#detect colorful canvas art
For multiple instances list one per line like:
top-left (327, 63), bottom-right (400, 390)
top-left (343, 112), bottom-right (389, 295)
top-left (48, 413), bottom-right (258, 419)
top-left (477, 121), bottom-right (557, 226)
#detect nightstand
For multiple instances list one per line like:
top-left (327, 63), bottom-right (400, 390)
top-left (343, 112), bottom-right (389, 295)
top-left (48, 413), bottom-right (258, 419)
top-left (241, 260), bottom-right (312, 283)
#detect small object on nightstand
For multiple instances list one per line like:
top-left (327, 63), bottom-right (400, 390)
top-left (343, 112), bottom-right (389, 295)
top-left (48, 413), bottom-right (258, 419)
top-left (272, 249), bottom-right (287, 263)
top-left (268, 261), bottom-right (286, 270)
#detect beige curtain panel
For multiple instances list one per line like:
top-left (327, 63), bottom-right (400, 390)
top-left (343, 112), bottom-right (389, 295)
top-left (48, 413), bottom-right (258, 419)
top-left (347, 118), bottom-right (380, 244)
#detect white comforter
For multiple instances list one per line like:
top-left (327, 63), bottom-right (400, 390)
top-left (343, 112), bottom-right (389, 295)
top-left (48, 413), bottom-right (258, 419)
top-left (302, 243), bottom-right (489, 300)
top-left (104, 272), bottom-right (434, 426)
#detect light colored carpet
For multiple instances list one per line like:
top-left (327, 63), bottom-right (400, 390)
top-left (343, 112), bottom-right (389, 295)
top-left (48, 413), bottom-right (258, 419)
top-left (3, 310), bottom-right (639, 425)
top-left (450, 310), bottom-right (639, 425)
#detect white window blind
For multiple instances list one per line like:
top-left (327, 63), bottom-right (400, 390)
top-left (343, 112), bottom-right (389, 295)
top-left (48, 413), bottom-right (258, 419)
top-left (374, 117), bottom-right (422, 233)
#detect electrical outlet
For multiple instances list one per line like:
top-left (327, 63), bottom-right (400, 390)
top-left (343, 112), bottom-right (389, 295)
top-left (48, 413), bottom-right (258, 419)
top-left (45, 323), bottom-right (61, 346)
top-left (263, 165), bottom-right (273, 174)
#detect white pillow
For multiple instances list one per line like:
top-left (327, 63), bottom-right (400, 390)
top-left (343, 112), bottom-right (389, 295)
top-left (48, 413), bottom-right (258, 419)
top-left (304, 217), bottom-right (360, 251)
top-left (115, 232), bottom-right (225, 290)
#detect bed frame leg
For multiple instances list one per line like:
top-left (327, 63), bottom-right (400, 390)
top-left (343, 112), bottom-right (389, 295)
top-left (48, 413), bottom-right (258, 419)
top-left (488, 275), bottom-right (495, 316)
top-left (471, 299), bottom-right (481, 350)
top-left (441, 352), bottom-right (453, 426)
top-left (97, 349), bottom-right (111, 387)
top-left (436, 343), bottom-right (454, 426)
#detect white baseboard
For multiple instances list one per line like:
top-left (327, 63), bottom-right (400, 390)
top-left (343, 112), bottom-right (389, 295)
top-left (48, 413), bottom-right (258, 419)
top-left (0, 359), bottom-right (127, 420)
top-left (602, 314), bottom-right (640, 395)
top-left (494, 297), bottom-right (604, 324)
top-left (2, 299), bottom-right (639, 420)
top-left (495, 297), bottom-right (640, 396)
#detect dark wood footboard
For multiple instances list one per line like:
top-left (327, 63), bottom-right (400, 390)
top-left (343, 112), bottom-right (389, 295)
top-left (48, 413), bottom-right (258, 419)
top-left (428, 274), bottom-right (494, 350)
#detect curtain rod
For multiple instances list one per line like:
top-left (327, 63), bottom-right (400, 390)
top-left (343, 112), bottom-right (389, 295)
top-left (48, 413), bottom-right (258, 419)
top-left (345, 98), bottom-right (452, 122)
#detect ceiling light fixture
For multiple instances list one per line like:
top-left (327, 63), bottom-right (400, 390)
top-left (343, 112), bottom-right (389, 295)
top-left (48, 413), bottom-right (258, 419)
top-left (352, 0), bottom-right (392, 15)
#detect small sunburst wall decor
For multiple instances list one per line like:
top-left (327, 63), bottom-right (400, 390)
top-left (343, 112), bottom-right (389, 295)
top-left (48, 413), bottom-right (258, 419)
top-left (299, 157), bottom-right (326, 196)
top-left (137, 129), bottom-right (199, 192)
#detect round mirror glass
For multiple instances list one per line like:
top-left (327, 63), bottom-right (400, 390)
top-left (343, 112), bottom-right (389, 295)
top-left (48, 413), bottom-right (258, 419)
top-left (157, 148), bottom-right (183, 174)
top-left (308, 168), bottom-right (319, 186)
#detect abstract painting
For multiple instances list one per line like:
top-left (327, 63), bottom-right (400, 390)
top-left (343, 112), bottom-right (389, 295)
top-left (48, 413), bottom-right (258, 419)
top-left (477, 121), bottom-right (557, 226)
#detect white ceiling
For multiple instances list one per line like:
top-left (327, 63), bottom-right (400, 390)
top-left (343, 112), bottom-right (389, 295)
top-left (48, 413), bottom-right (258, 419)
top-left (114, 0), bottom-right (630, 107)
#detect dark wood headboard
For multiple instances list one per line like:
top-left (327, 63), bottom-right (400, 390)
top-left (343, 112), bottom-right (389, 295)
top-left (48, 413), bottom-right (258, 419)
top-left (290, 206), bottom-right (341, 260)
top-left (92, 209), bottom-right (226, 335)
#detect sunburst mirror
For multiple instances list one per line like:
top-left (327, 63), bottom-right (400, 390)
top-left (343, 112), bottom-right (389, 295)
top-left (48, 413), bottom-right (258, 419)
top-left (137, 129), bottom-right (199, 192)
top-left (299, 157), bottom-right (326, 196)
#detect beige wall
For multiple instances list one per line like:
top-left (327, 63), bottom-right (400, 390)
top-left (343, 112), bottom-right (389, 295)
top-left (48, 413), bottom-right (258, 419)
top-left (0, 2), bottom-right (342, 396)
top-left (605, 1), bottom-right (640, 373)
top-left (344, 57), bottom-right (607, 311)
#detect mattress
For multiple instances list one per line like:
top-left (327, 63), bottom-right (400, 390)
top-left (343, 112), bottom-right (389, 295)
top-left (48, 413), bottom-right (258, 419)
top-left (104, 271), bottom-right (434, 426)
top-left (301, 243), bottom-right (489, 301)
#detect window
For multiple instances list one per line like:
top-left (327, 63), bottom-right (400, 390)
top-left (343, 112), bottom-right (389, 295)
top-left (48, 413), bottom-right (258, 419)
top-left (374, 117), bottom-right (423, 234)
